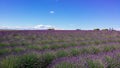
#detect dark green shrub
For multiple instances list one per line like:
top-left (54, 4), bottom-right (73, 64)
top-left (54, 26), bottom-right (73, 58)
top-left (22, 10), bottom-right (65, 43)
top-left (94, 28), bottom-right (100, 31)
top-left (48, 28), bottom-right (55, 30)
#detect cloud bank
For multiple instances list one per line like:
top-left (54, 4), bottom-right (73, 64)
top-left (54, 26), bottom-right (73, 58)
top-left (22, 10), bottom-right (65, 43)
top-left (0, 25), bottom-right (62, 30)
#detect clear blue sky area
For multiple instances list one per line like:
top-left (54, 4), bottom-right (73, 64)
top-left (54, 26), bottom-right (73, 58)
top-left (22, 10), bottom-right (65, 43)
top-left (0, 0), bottom-right (120, 30)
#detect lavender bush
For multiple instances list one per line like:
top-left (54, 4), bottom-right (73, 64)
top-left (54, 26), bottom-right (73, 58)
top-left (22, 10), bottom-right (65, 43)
top-left (0, 30), bottom-right (120, 68)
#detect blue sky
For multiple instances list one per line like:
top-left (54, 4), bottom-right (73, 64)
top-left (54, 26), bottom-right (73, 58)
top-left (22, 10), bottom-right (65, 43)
top-left (0, 0), bottom-right (120, 30)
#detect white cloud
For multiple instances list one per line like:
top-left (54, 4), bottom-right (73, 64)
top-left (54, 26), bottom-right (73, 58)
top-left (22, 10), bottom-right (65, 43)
top-left (0, 25), bottom-right (62, 30)
top-left (33, 25), bottom-right (55, 30)
top-left (50, 11), bottom-right (55, 14)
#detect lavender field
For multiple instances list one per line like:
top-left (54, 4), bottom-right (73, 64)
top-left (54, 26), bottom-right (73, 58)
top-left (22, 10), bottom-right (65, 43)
top-left (0, 30), bottom-right (120, 68)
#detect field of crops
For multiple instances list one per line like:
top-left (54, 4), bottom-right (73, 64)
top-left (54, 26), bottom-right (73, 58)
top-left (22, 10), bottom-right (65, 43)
top-left (0, 30), bottom-right (120, 68)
